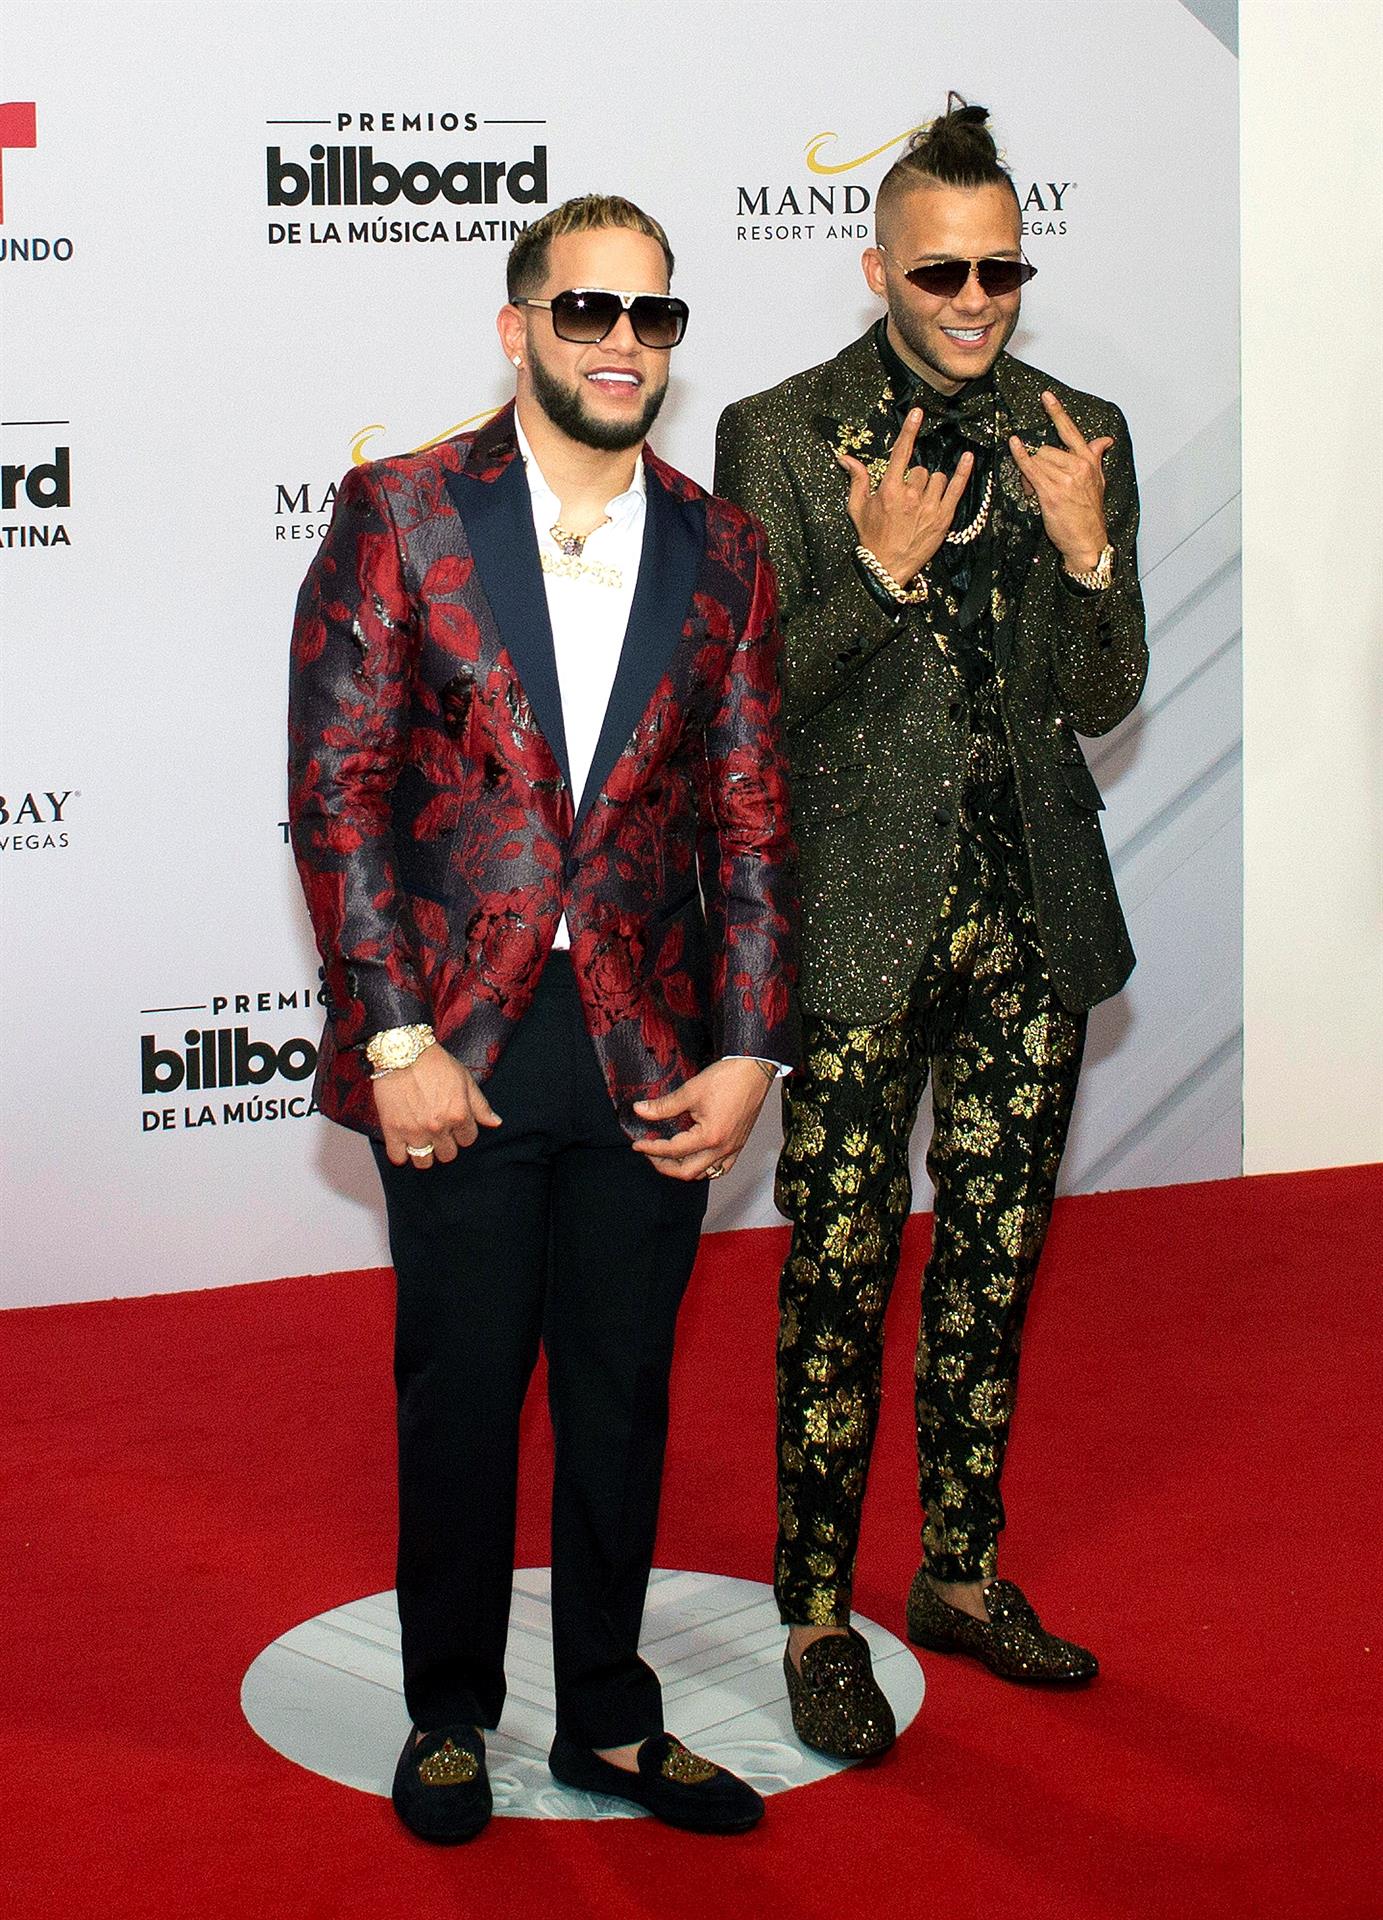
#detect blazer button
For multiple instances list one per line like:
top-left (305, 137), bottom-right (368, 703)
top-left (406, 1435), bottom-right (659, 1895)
top-left (932, 808), bottom-right (951, 827)
top-left (562, 856), bottom-right (579, 885)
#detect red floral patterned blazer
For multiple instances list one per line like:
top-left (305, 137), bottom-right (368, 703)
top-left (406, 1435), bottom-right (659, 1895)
top-left (288, 404), bottom-right (798, 1139)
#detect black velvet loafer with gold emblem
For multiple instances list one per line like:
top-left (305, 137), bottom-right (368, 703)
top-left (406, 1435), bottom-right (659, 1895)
top-left (391, 1724), bottom-right (492, 1843)
top-left (548, 1731), bottom-right (764, 1833)
top-left (783, 1627), bottom-right (897, 1760)
top-left (905, 1572), bottom-right (1099, 1685)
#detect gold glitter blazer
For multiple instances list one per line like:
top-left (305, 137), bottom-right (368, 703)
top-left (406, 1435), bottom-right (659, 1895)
top-left (715, 330), bottom-right (1148, 1023)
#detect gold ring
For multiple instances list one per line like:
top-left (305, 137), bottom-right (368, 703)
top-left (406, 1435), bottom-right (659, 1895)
top-left (705, 1162), bottom-right (727, 1180)
top-left (405, 1144), bottom-right (434, 1159)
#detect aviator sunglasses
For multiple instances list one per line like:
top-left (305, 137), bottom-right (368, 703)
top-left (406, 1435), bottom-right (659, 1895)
top-left (512, 287), bottom-right (690, 349)
top-left (877, 244), bottom-right (1037, 300)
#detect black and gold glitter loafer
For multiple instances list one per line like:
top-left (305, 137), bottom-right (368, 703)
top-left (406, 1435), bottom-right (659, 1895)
top-left (391, 1724), bottom-right (492, 1843)
top-left (783, 1627), bottom-right (897, 1760)
top-left (548, 1731), bottom-right (764, 1833)
top-left (905, 1572), bottom-right (1098, 1685)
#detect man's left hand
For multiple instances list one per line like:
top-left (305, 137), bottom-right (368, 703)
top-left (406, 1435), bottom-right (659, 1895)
top-left (632, 1058), bottom-right (776, 1181)
top-left (1008, 389), bottom-right (1114, 573)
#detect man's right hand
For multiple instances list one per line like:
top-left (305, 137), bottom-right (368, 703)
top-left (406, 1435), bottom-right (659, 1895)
top-left (373, 1044), bottom-right (502, 1167)
top-left (837, 405), bottom-right (974, 587)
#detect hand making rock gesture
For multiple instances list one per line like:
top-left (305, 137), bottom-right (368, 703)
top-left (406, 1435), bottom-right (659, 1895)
top-left (836, 406), bottom-right (974, 587)
top-left (1008, 389), bottom-right (1114, 573)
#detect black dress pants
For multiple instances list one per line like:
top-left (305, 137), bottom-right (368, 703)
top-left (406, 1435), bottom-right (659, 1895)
top-left (372, 954), bottom-right (708, 1747)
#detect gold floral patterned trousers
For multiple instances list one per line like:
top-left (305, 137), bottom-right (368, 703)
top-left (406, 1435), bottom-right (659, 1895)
top-left (774, 833), bottom-right (1086, 1617)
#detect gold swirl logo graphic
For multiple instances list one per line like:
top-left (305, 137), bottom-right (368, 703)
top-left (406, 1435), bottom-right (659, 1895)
top-left (350, 407), bottom-right (501, 466)
top-left (804, 125), bottom-right (925, 177)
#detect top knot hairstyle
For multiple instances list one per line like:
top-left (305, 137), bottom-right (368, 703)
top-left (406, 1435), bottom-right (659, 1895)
top-left (875, 95), bottom-right (1018, 240)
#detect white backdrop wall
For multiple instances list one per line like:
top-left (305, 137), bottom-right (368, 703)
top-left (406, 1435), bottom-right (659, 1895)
top-left (1241, 0), bottom-right (1383, 1175)
top-left (2, 0), bottom-right (1241, 1306)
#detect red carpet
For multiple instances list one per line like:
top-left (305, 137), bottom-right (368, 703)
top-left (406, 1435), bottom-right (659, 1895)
top-left (2, 1166), bottom-right (1379, 1919)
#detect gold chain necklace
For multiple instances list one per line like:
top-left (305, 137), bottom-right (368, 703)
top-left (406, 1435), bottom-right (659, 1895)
top-left (944, 464), bottom-right (995, 546)
top-left (549, 516), bottom-right (609, 559)
top-left (539, 546), bottom-right (623, 590)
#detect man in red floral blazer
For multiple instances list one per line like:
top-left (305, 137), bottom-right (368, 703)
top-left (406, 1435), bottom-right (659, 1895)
top-left (289, 196), bottom-right (796, 1842)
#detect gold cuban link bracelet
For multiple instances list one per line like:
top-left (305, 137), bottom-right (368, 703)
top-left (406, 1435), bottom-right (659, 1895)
top-left (855, 544), bottom-right (929, 605)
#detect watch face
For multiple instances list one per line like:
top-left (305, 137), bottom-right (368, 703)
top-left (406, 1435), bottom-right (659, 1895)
top-left (366, 1029), bottom-right (432, 1075)
top-left (367, 1027), bottom-right (425, 1070)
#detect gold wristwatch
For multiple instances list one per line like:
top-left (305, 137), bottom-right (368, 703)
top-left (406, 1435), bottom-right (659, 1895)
top-left (365, 1023), bottom-right (437, 1078)
top-left (1064, 543), bottom-right (1115, 591)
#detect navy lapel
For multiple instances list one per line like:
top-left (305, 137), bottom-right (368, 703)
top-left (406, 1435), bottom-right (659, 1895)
top-left (444, 441), bottom-right (572, 792)
top-left (572, 466), bottom-right (705, 837)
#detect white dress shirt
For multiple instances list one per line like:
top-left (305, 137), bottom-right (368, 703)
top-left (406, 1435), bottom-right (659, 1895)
top-left (516, 416), bottom-right (645, 950)
top-left (513, 419), bottom-right (786, 1078)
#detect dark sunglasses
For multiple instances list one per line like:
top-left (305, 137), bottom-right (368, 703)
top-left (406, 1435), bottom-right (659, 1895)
top-left (512, 287), bottom-right (690, 349)
top-left (878, 245), bottom-right (1037, 300)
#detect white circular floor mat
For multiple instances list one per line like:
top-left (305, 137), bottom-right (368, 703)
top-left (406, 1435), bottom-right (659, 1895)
top-left (242, 1566), bottom-right (925, 1819)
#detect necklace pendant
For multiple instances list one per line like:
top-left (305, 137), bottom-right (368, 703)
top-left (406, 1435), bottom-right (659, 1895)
top-left (550, 515), bottom-right (609, 561)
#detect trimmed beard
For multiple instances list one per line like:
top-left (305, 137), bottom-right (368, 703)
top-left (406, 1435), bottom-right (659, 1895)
top-left (529, 350), bottom-right (668, 452)
top-left (886, 295), bottom-right (1019, 390)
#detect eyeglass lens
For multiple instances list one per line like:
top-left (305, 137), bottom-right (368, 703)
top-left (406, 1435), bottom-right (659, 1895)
top-left (903, 258), bottom-right (1036, 299)
top-left (550, 290), bottom-right (689, 348)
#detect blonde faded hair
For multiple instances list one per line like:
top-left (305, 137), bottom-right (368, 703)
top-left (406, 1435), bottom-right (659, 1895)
top-left (505, 194), bottom-right (675, 298)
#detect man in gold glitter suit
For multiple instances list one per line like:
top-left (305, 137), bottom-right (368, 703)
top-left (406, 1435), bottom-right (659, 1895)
top-left (714, 100), bottom-right (1148, 1759)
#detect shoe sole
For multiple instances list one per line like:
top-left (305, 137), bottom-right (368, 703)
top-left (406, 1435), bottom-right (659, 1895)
top-left (906, 1625), bottom-right (1096, 1686)
top-left (392, 1801), bottom-right (492, 1845)
top-left (787, 1735), bottom-right (895, 1758)
top-left (548, 1762), bottom-right (763, 1834)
